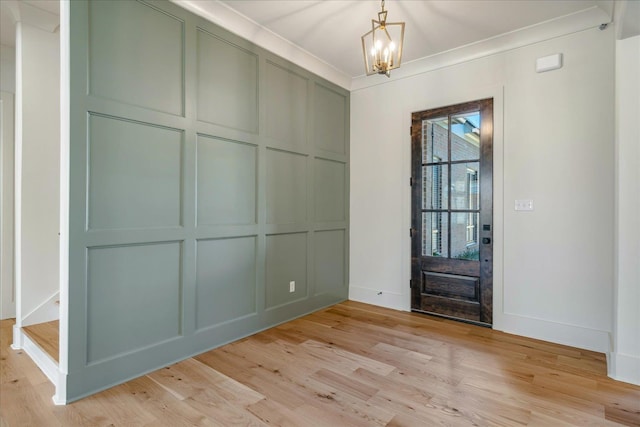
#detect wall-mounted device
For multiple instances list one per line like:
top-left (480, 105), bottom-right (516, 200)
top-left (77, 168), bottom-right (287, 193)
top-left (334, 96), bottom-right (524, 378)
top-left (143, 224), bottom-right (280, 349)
top-left (536, 53), bottom-right (563, 73)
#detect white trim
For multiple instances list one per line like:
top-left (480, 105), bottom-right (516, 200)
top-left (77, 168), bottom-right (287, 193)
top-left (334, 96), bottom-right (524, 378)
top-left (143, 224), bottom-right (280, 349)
top-left (172, 1), bottom-right (613, 93)
top-left (20, 328), bottom-right (60, 386)
top-left (21, 291), bottom-right (59, 326)
top-left (11, 323), bottom-right (21, 349)
top-left (609, 352), bottom-right (640, 385)
top-left (52, 371), bottom-right (67, 405)
top-left (57, 0), bottom-right (70, 404)
top-left (171, 0), bottom-right (351, 90)
top-left (13, 21), bottom-right (22, 337)
top-left (501, 312), bottom-right (611, 353)
top-left (351, 6), bottom-right (611, 91)
top-left (15, 1), bottom-right (59, 33)
top-left (348, 286), bottom-right (407, 312)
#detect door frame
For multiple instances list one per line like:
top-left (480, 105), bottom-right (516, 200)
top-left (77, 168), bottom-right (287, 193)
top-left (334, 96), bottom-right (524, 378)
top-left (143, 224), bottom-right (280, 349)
top-left (410, 98), bottom-right (493, 326)
top-left (401, 87), bottom-right (505, 331)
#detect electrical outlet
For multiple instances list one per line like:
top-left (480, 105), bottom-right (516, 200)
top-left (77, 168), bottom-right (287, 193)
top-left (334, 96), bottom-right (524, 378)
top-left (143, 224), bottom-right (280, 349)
top-left (289, 281), bottom-right (295, 293)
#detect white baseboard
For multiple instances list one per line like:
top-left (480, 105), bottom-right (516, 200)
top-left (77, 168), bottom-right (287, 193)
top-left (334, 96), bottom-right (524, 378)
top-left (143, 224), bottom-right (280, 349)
top-left (22, 291), bottom-right (60, 326)
top-left (19, 328), bottom-right (60, 388)
top-left (11, 324), bottom-right (22, 350)
top-left (53, 375), bottom-right (67, 405)
top-left (609, 352), bottom-right (640, 386)
top-left (348, 285), bottom-right (409, 312)
top-left (348, 288), bottom-right (610, 354)
top-left (499, 312), bottom-right (611, 353)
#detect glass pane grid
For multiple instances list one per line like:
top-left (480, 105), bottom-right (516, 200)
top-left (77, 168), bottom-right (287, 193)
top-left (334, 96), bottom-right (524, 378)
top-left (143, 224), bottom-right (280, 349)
top-left (419, 110), bottom-right (484, 261)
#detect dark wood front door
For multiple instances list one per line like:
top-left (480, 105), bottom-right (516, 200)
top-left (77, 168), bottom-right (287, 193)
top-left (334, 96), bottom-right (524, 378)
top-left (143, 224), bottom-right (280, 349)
top-left (411, 98), bottom-right (493, 326)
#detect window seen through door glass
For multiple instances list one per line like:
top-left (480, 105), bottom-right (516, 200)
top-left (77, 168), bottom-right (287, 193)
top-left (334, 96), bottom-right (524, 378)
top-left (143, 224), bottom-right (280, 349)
top-left (451, 112), bottom-right (480, 161)
top-left (422, 164), bottom-right (448, 210)
top-left (451, 162), bottom-right (479, 210)
top-left (451, 212), bottom-right (479, 260)
top-left (423, 117), bottom-right (448, 163)
top-left (422, 212), bottom-right (448, 257)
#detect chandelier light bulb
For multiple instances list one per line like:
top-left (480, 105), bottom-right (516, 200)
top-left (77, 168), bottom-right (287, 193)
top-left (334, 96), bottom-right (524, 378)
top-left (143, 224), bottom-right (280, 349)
top-left (361, 0), bottom-right (405, 77)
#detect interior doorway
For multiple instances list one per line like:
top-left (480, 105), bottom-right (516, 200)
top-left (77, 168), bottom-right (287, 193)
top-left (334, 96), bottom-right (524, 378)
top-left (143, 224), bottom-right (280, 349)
top-left (410, 98), bottom-right (493, 326)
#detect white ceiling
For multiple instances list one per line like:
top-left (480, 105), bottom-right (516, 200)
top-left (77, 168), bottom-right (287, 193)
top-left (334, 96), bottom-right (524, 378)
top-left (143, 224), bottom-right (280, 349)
top-left (215, 0), bottom-right (613, 78)
top-left (1, 0), bottom-right (617, 86)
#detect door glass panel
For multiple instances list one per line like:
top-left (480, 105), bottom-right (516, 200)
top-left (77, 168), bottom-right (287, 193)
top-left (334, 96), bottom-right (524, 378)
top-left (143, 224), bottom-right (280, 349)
top-left (422, 117), bottom-right (448, 163)
top-left (422, 165), bottom-right (448, 210)
top-left (451, 111), bottom-right (480, 161)
top-left (422, 212), bottom-right (448, 257)
top-left (451, 162), bottom-right (479, 210)
top-left (451, 212), bottom-right (479, 260)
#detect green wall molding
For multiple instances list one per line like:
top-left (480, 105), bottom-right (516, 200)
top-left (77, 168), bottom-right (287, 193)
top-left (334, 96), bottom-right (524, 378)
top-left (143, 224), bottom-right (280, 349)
top-left (67, 0), bottom-right (349, 401)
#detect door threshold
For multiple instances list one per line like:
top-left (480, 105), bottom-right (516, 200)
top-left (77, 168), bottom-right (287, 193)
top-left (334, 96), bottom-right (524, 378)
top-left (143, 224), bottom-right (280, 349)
top-left (411, 308), bottom-right (492, 328)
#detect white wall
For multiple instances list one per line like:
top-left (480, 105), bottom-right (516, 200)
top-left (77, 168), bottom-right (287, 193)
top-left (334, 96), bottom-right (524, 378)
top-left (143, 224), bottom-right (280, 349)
top-left (350, 26), bottom-right (614, 353)
top-left (1, 42), bottom-right (16, 321)
top-left (1, 91), bottom-right (15, 320)
top-left (612, 34), bottom-right (640, 385)
top-left (16, 22), bottom-right (60, 327)
top-left (0, 45), bottom-right (16, 93)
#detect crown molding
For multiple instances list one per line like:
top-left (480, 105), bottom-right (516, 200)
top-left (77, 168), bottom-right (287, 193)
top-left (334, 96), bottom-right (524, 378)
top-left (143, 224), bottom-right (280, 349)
top-left (171, 1), bottom-right (614, 92)
top-left (351, 5), bottom-right (612, 91)
top-left (171, 0), bottom-right (352, 90)
top-left (3, 1), bottom-right (59, 33)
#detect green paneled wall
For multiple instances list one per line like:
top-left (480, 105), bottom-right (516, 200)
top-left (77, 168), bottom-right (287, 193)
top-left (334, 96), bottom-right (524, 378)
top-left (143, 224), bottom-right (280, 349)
top-left (67, 0), bottom-right (349, 401)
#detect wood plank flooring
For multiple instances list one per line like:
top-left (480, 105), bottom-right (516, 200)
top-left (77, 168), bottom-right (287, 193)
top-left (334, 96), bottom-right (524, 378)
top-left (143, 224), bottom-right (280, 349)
top-left (1, 301), bottom-right (639, 426)
top-left (22, 320), bottom-right (60, 363)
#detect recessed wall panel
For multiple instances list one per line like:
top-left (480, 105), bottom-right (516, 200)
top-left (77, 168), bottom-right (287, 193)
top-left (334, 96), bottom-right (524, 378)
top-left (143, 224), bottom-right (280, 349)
top-left (68, 0), bottom-right (349, 403)
top-left (196, 237), bottom-right (257, 329)
top-left (87, 242), bottom-right (182, 364)
top-left (314, 84), bottom-right (346, 155)
top-left (197, 136), bottom-right (256, 225)
top-left (314, 230), bottom-right (345, 295)
top-left (88, 115), bottom-right (182, 230)
top-left (266, 233), bottom-right (307, 308)
top-left (266, 149), bottom-right (307, 224)
top-left (315, 158), bottom-right (345, 222)
top-left (197, 30), bottom-right (258, 132)
top-left (265, 62), bottom-right (308, 148)
top-left (89, 0), bottom-right (184, 115)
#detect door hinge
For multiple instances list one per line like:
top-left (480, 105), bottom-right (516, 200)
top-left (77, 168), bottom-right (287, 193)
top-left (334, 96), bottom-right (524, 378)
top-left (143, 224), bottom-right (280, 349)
top-left (410, 228), bottom-right (414, 237)
top-left (410, 177), bottom-right (413, 186)
top-left (409, 279), bottom-right (413, 289)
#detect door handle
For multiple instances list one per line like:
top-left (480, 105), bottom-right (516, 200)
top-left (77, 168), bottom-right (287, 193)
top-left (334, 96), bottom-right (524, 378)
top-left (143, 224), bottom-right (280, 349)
top-left (482, 237), bottom-right (491, 244)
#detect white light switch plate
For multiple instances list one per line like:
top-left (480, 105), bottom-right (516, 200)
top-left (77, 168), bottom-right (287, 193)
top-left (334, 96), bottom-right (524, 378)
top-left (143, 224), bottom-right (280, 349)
top-left (515, 199), bottom-right (534, 211)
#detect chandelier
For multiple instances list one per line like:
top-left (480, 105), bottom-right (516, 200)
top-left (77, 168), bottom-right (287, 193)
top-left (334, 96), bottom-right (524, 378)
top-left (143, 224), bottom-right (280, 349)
top-left (361, 0), bottom-right (405, 77)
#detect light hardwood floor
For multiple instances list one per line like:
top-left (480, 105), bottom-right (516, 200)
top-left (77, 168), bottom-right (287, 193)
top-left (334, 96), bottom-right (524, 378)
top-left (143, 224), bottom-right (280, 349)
top-left (22, 320), bottom-right (60, 363)
top-left (1, 301), bottom-right (639, 426)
